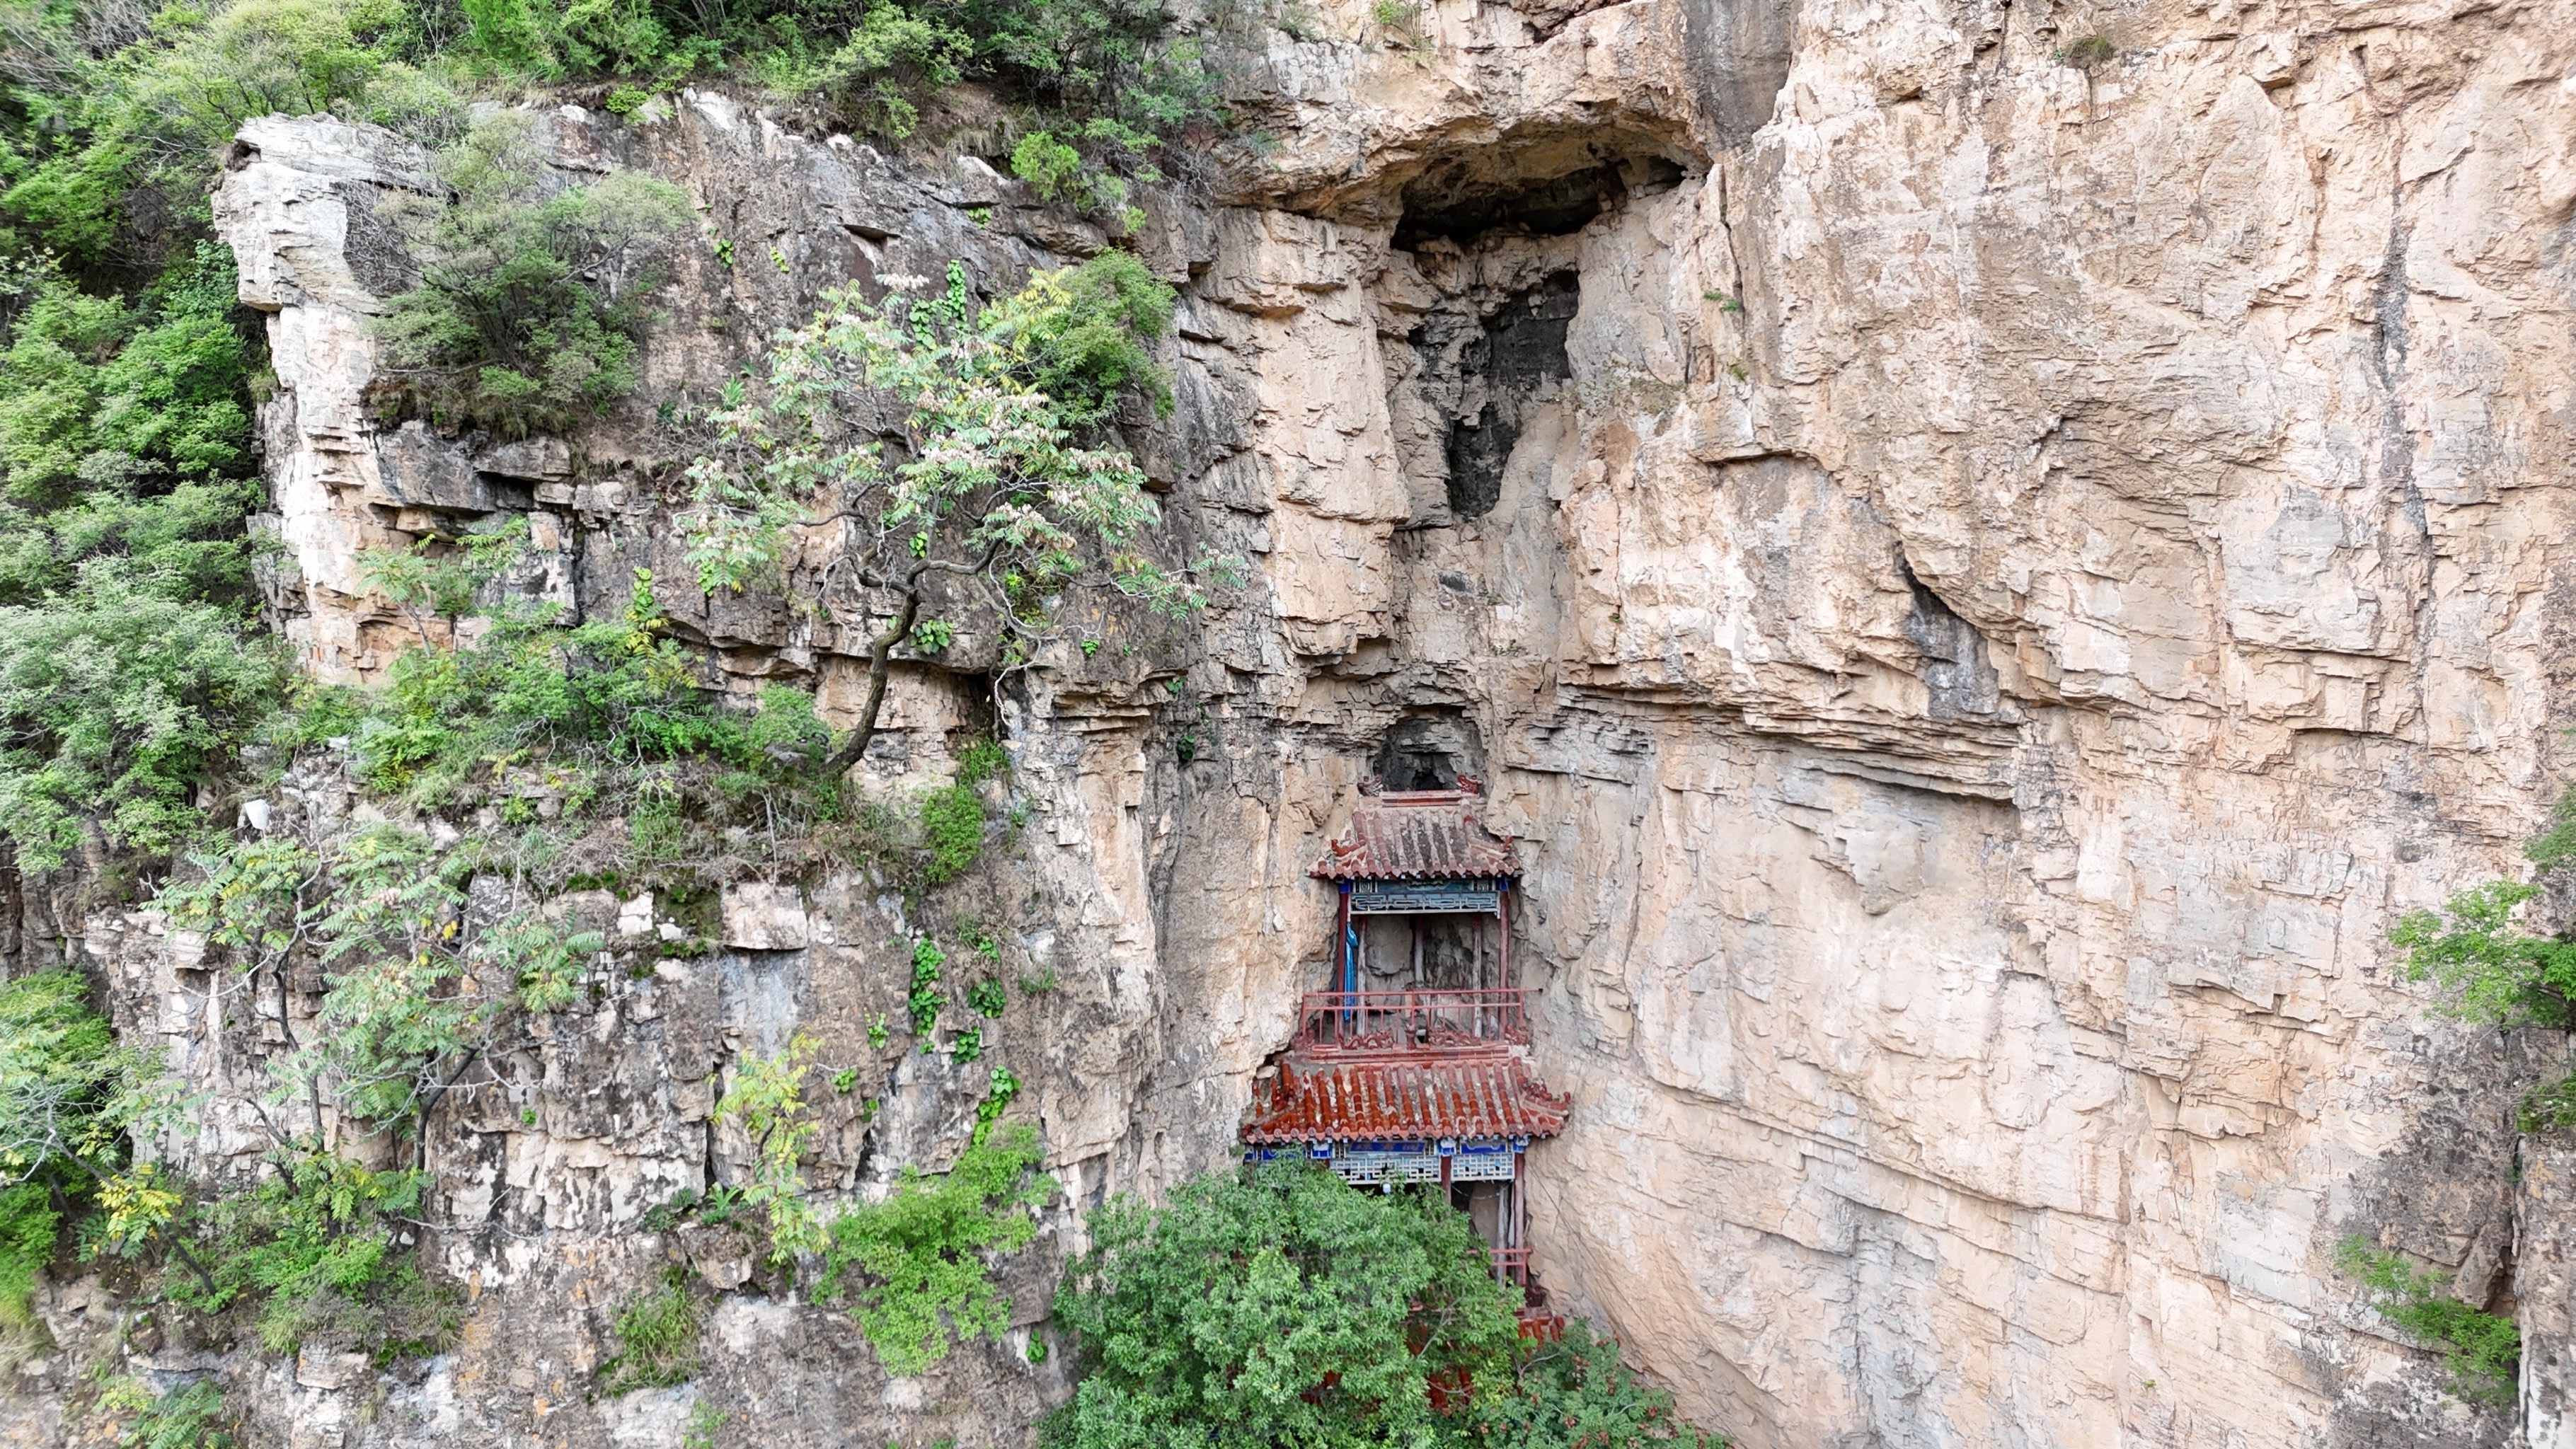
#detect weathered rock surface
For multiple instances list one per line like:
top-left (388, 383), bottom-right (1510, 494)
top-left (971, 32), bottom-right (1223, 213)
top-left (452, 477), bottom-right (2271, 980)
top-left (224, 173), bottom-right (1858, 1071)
top-left (9, 0), bottom-right (2576, 1444)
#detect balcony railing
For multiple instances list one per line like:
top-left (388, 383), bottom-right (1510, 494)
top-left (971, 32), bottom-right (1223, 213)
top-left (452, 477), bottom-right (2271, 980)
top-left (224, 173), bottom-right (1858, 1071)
top-left (1295, 988), bottom-right (1530, 1055)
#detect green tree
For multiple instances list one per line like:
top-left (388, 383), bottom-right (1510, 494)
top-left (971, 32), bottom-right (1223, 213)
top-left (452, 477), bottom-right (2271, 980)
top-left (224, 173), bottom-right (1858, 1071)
top-left (374, 112), bottom-right (692, 435)
top-left (1044, 1162), bottom-right (1521, 1449)
top-left (680, 257), bottom-right (1210, 775)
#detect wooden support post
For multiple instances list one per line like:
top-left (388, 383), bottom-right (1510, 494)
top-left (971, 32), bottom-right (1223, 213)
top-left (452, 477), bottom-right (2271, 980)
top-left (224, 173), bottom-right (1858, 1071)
top-left (1338, 884), bottom-right (1353, 997)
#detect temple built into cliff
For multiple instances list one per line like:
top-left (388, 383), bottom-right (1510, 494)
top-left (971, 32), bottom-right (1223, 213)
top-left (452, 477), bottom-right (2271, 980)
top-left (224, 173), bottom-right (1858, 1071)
top-left (1244, 778), bottom-right (1568, 1325)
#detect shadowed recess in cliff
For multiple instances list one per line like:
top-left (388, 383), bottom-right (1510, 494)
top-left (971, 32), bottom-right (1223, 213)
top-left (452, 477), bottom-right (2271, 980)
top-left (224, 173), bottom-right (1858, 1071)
top-left (1441, 273), bottom-right (1579, 519)
top-left (1897, 558), bottom-right (2001, 722)
top-left (1388, 124), bottom-right (1694, 250)
top-left (1376, 711), bottom-right (1486, 790)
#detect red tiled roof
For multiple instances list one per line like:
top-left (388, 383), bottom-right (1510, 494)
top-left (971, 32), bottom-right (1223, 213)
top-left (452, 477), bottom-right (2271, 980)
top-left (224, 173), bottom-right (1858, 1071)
top-left (1312, 790), bottom-right (1519, 881)
top-left (1243, 1056), bottom-right (1570, 1143)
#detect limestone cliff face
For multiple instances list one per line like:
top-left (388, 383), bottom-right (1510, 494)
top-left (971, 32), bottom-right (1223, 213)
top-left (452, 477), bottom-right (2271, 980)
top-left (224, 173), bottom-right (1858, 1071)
top-left (16, 0), bottom-right (2576, 1444)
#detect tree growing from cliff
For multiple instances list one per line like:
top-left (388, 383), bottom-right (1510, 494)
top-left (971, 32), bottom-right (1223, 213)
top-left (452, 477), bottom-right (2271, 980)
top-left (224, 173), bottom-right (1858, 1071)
top-left (2391, 784), bottom-right (2576, 1127)
top-left (679, 253), bottom-right (1214, 775)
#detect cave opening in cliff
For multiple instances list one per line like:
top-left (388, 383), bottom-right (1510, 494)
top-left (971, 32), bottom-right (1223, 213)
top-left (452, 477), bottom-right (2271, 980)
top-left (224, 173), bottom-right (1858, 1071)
top-left (1392, 150), bottom-right (1686, 250)
top-left (1376, 712), bottom-right (1484, 791)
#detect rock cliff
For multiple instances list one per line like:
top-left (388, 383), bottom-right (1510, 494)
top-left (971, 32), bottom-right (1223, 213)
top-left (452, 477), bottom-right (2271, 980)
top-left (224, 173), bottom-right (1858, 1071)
top-left (11, 0), bottom-right (2576, 1445)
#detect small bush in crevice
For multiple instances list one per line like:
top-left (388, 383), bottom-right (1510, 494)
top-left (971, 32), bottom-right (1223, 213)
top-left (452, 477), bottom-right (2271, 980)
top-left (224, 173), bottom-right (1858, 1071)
top-left (94, 1375), bottom-right (238, 1449)
top-left (2061, 33), bottom-right (2116, 71)
top-left (2335, 1235), bottom-right (2519, 1405)
top-left (599, 1266), bottom-right (703, 1396)
top-left (2393, 782), bottom-right (2576, 1130)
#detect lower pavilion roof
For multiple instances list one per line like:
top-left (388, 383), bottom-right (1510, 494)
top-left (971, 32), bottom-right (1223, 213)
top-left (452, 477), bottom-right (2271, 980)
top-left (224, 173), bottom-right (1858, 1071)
top-left (1243, 1055), bottom-right (1570, 1145)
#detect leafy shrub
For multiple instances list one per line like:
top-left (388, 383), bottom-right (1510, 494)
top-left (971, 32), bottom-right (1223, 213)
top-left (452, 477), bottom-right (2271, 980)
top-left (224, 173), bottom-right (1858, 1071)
top-left (1045, 1164), bottom-right (1725, 1448)
top-left (2062, 33), bottom-right (2116, 70)
top-left (714, 1035), bottom-right (823, 1257)
top-left (333, 552), bottom-right (836, 815)
top-left (98, 1375), bottom-right (238, 1449)
top-left (965, 979), bottom-right (1007, 1017)
top-left (0, 0), bottom-right (461, 263)
top-left (919, 780), bottom-right (988, 886)
top-left (989, 250), bottom-right (1175, 425)
top-left (600, 1267), bottom-right (703, 1395)
top-left (163, 824), bottom-right (604, 1138)
top-left (2392, 783), bottom-right (2576, 1127)
top-left (0, 561), bottom-right (281, 867)
top-left (168, 1149), bottom-right (461, 1358)
top-left (2336, 1236), bottom-right (2519, 1404)
top-left (1045, 1161), bottom-right (1520, 1449)
top-left (0, 243), bottom-right (277, 869)
top-left (1467, 1320), bottom-right (1724, 1448)
top-left (374, 114), bottom-right (692, 436)
top-left (0, 970), bottom-right (154, 1335)
top-left (815, 1121), bottom-right (1051, 1376)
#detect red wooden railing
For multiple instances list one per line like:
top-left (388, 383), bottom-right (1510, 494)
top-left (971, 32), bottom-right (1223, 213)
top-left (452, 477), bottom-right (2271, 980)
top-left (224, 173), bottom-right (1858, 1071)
top-left (1296, 988), bottom-right (1530, 1054)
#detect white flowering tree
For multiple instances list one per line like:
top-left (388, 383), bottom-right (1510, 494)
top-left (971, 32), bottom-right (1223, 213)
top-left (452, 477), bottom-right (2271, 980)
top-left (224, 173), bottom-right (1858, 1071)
top-left (681, 258), bottom-right (1209, 774)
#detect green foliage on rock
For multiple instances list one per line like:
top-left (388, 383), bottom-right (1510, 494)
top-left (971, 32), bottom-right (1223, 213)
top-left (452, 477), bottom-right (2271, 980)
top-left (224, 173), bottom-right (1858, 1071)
top-left (2335, 1236), bottom-right (2519, 1405)
top-left (0, 969), bottom-right (158, 1337)
top-left (682, 258), bottom-right (1212, 774)
top-left (600, 1266), bottom-right (704, 1395)
top-left (2392, 783), bottom-right (2576, 1128)
top-left (0, 240), bottom-right (277, 869)
top-left (988, 249), bottom-right (1175, 425)
top-left (96, 1375), bottom-right (239, 1449)
top-left (166, 1148), bottom-right (461, 1358)
top-left (817, 1120), bottom-right (1051, 1377)
top-left (165, 820), bottom-right (613, 1141)
top-left (374, 113), bottom-right (692, 436)
top-left (1045, 1162), bottom-right (1520, 1449)
top-left (0, 0), bottom-right (463, 264)
top-left (919, 738), bottom-right (1009, 887)
top-left (1468, 1320), bottom-right (1725, 1449)
top-left (334, 545), bottom-right (836, 812)
top-left (1045, 1163), bottom-right (1727, 1449)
